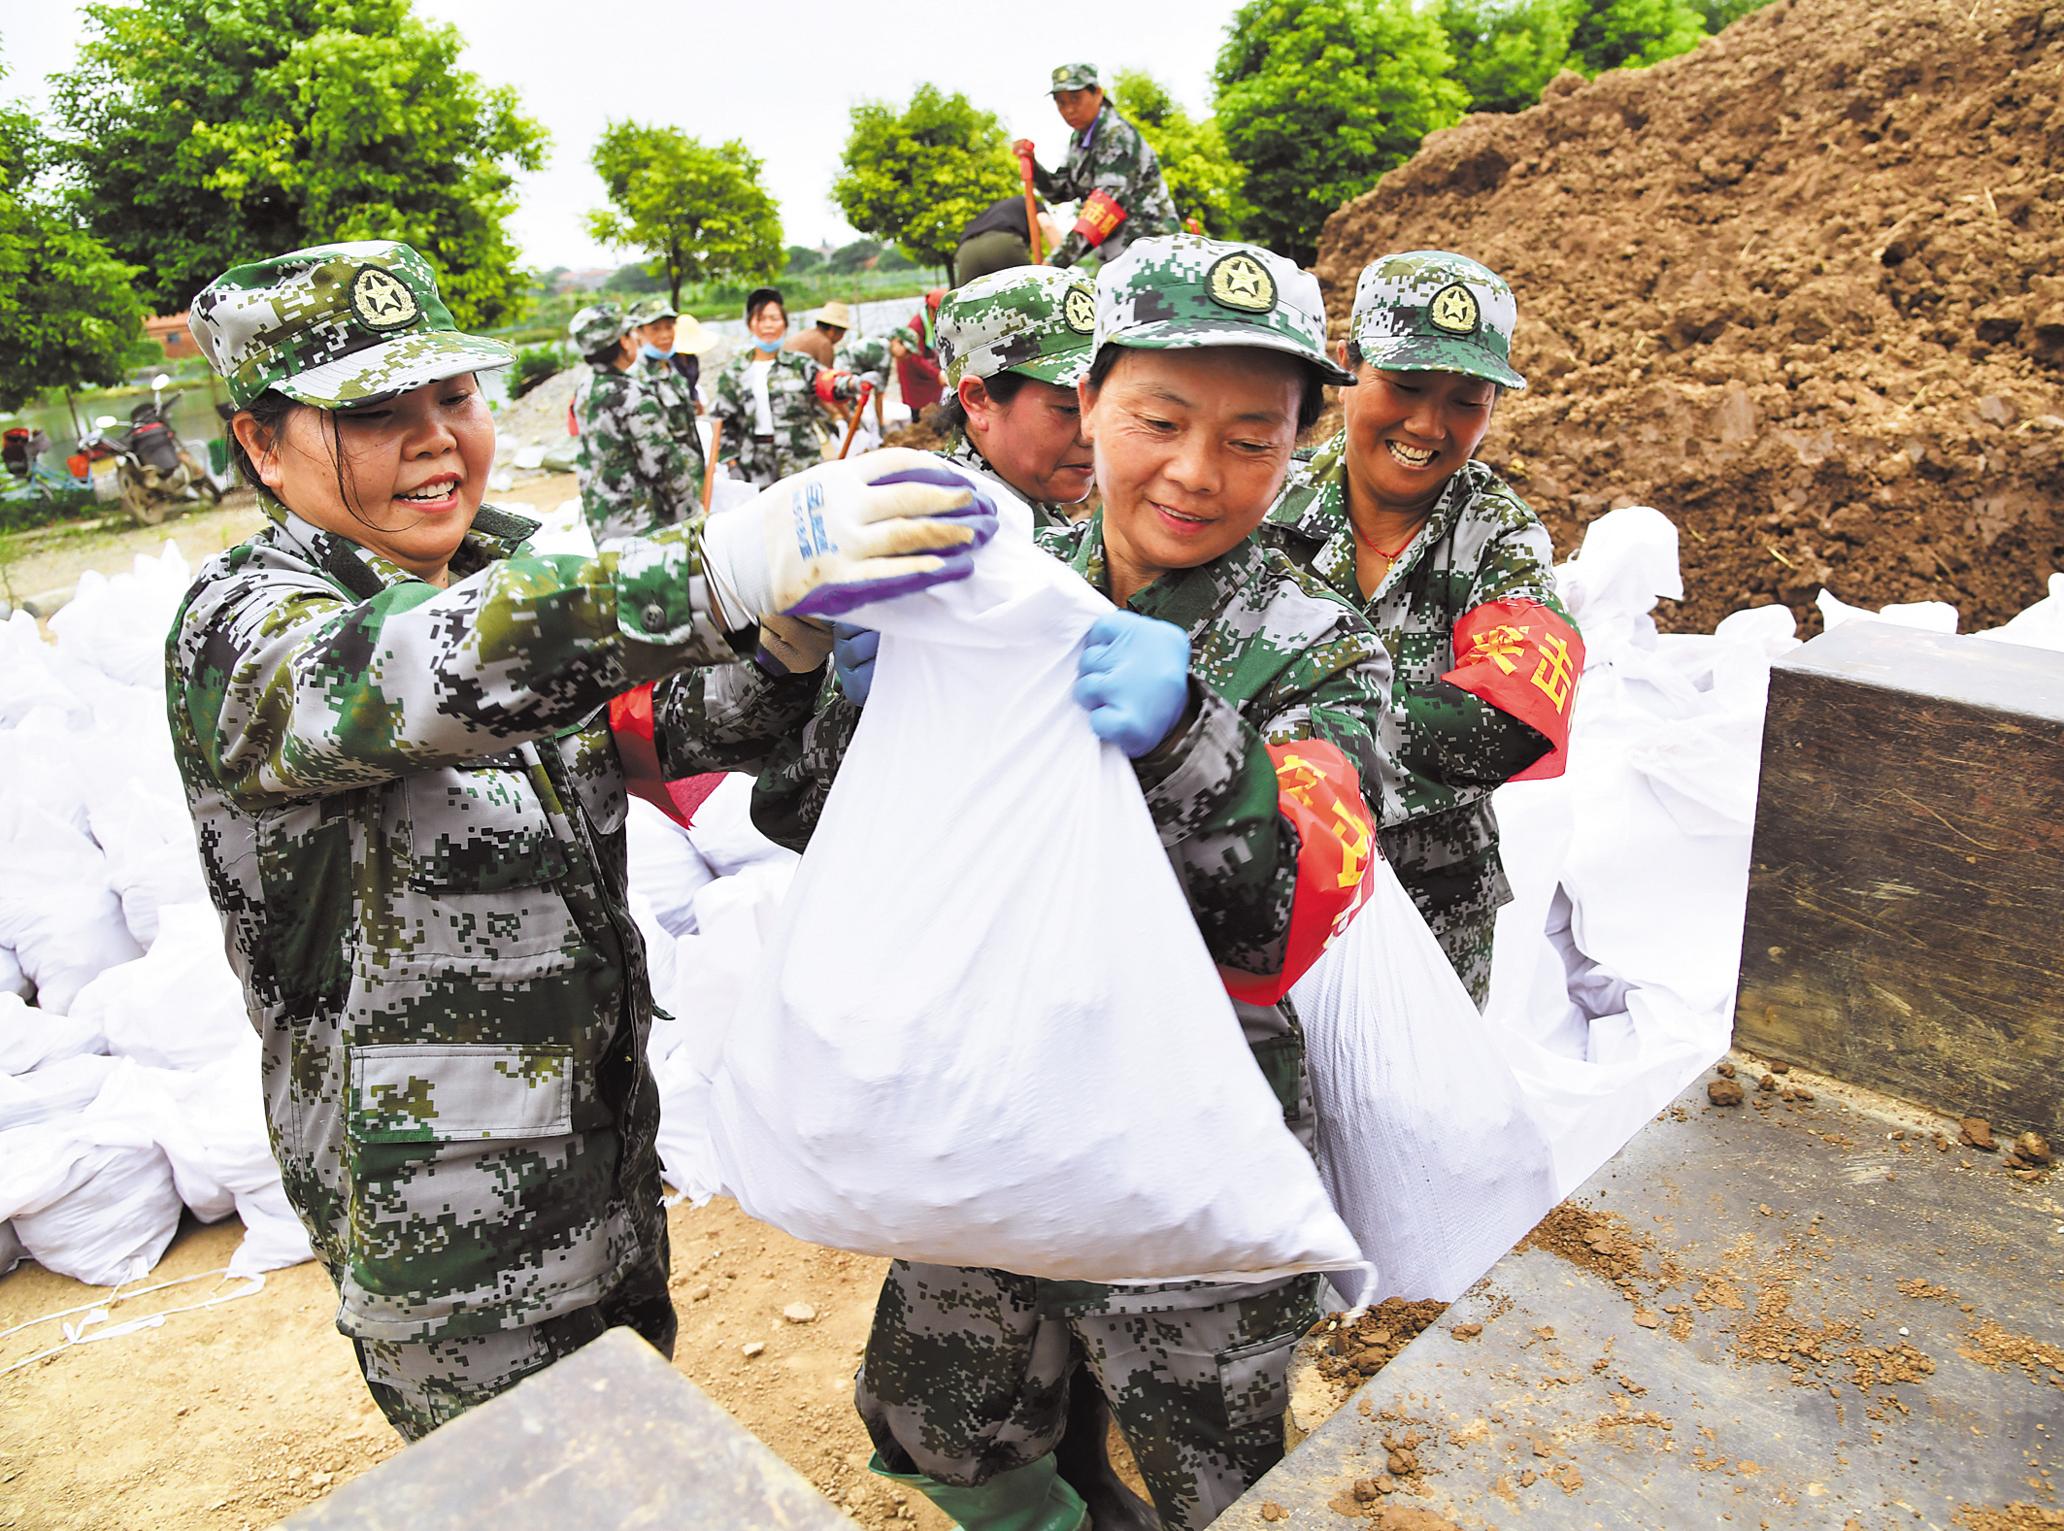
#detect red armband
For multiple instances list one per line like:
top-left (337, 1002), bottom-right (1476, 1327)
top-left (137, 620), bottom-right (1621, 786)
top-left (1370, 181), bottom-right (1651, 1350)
top-left (608, 684), bottom-right (726, 830)
top-left (1442, 598), bottom-right (1585, 783)
top-left (1071, 189), bottom-right (1128, 249)
top-left (567, 400), bottom-right (578, 437)
top-left (1221, 740), bottom-right (1377, 1006)
top-left (812, 368), bottom-right (852, 407)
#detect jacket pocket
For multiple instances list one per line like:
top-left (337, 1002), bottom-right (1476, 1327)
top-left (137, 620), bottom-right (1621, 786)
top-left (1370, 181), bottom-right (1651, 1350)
top-left (339, 1042), bottom-right (626, 1339)
top-left (1215, 1325), bottom-right (1303, 1432)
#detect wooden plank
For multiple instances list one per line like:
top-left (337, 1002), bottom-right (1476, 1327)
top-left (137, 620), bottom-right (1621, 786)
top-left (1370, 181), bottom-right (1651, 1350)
top-left (288, 1327), bottom-right (857, 1530)
top-left (1220, 1064), bottom-right (2062, 1529)
top-left (1736, 620), bottom-right (2064, 1140)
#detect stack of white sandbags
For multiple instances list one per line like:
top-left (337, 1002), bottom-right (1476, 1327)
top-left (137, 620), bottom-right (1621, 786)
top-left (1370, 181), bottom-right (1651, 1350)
top-left (0, 546), bottom-right (311, 1285)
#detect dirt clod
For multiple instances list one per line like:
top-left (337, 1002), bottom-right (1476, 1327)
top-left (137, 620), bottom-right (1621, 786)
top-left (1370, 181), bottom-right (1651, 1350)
top-left (1314, 1300), bottom-right (1450, 1388)
top-left (1959, 1117), bottom-right (1998, 1152)
top-left (1708, 1078), bottom-right (1745, 1107)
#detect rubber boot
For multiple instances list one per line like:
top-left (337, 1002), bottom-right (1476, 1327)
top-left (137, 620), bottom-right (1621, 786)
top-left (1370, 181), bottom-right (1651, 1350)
top-left (870, 1451), bottom-right (1089, 1531)
top-left (1052, 1376), bottom-right (1163, 1531)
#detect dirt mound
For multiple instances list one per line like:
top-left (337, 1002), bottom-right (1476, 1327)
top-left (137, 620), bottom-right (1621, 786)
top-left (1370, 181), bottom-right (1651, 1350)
top-left (1315, 0), bottom-right (2064, 633)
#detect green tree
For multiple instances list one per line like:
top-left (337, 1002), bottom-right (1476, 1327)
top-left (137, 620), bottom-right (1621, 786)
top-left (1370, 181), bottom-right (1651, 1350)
top-left (833, 84), bottom-right (1020, 275)
top-left (0, 69), bottom-right (151, 411)
top-left (589, 123), bottom-right (782, 309)
top-left (785, 244), bottom-right (825, 273)
top-left (827, 238), bottom-right (884, 274)
top-left (1213, 0), bottom-right (1468, 263)
top-left (1109, 68), bottom-right (1250, 238)
top-left (1568, 0), bottom-right (1708, 73)
top-left (1436, 0), bottom-right (1582, 113)
top-left (1690, 0), bottom-right (1776, 30)
top-left (52, 0), bottom-right (547, 328)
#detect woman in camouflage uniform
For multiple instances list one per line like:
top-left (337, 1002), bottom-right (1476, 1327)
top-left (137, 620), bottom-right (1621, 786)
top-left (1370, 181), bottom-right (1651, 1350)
top-left (1262, 251), bottom-right (1581, 1007)
top-left (709, 286), bottom-right (866, 487)
top-left (571, 299), bottom-right (700, 543)
top-left (168, 241), bottom-right (997, 1442)
top-left (756, 236), bottom-right (1401, 1531)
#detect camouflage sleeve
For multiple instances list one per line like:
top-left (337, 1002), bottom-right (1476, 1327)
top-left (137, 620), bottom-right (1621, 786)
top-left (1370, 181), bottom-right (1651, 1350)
top-left (174, 531), bottom-right (742, 809)
top-left (746, 686), bottom-right (864, 852)
top-left (649, 660), bottom-right (822, 779)
top-left (586, 379), bottom-right (688, 524)
top-left (709, 361), bottom-right (746, 465)
top-left (1132, 641), bottom-right (1389, 984)
top-left (1396, 517), bottom-right (1567, 792)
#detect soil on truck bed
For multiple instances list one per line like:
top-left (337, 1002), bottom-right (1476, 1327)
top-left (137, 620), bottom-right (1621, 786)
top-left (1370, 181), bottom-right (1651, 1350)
top-left (1313, 0), bottom-right (2064, 635)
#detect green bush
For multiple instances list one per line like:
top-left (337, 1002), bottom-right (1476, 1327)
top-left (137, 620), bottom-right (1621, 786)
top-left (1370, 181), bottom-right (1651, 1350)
top-left (510, 344), bottom-right (566, 400)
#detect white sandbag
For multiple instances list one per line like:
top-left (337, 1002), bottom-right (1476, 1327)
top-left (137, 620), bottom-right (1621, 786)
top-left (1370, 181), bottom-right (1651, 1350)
top-left (1815, 587), bottom-right (1958, 635)
top-left (0, 804), bottom-right (144, 1014)
top-left (90, 792), bottom-right (210, 949)
top-left (0, 944), bottom-right (28, 1001)
top-left (68, 903), bottom-right (251, 1071)
top-left (0, 1126), bottom-right (181, 1286)
top-left (684, 774), bottom-right (799, 877)
top-left (0, 1219), bottom-right (21, 1277)
top-left (701, 502), bottom-right (1359, 1284)
top-left (626, 796), bottom-right (717, 937)
top-left (1293, 864), bottom-right (1558, 1306)
top-left (0, 1053), bottom-right (118, 1130)
top-left (0, 991), bottom-right (106, 1072)
top-left (46, 542), bottom-right (193, 688)
top-left (1980, 572), bottom-right (2064, 654)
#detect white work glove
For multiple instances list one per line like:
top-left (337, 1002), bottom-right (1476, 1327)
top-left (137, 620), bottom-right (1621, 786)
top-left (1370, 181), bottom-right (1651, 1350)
top-left (700, 448), bottom-right (998, 624)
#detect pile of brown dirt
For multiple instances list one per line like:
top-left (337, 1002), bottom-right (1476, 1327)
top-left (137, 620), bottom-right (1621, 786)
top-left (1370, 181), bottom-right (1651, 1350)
top-left (1314, 0), bottom-right (2064, 634)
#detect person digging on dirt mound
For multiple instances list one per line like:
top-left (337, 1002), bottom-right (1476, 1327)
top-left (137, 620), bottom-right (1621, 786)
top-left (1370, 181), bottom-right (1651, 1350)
top-left (1262, 250), bottom-right (1581, 1007)
top-left (711, 286), bottom-right (869, 487)
top-left (571, 300), bottom-right (701, 542)
top-left (1013, 63), bottom-right (1180, 272)
top-left (752, 234), bottom-right (1399, 1531)
top-left (166, 239), bottom-right (1000, 1442)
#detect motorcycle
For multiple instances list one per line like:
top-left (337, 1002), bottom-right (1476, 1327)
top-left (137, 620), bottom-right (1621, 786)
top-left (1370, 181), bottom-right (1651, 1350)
top-left (80, 376), bottom-right (227, 525)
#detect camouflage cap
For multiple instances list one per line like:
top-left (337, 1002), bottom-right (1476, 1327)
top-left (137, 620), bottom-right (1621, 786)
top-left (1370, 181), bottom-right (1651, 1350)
top-left (569, 301), bottom-right (632, 353)
top-left (936, 266), bottom-right (1097, 390)
top-left (188, 241), bottom-right (513, 411)
top-left (625, 297), bottom-right (679, 327)
top-left (1049, 62), bottom-right (1099, 92)
top-left (1093, 234), bottom-right (1355, 386)
top-left (1350, 251), bottom-right (1527, 391)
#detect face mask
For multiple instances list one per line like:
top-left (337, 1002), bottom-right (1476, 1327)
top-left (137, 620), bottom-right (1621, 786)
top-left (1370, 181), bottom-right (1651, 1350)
top-left (639, 342), bottom-right (673, 361)
top-left (753, 336), bottom-right (783, 354)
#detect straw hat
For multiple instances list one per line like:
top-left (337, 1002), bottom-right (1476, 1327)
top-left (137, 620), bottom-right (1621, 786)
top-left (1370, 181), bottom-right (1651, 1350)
top-left (815, 300), bottom-right (856, 331)
top-left (671, 314), bottom-right (720, 356)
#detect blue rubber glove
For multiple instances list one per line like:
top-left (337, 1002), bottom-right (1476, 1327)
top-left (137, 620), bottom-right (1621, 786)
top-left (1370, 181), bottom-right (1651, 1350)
top-left (832, 622), bottom-right (879, 705)
top-left (1073, 611), bottom-right (1192, 758)
top-left (700, 448), bottom-right (999, 624)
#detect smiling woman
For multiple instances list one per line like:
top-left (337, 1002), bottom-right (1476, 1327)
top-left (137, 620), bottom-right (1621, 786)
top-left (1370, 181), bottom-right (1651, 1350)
top-left (1261, 250), bottom-right (1583, 1005)
top-left (165, 239), bottom-right (1000, 1447)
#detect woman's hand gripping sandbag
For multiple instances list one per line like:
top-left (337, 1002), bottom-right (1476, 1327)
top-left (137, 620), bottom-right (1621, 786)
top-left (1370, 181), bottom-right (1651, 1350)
top-left (699, 447), bottom-right (999, 626)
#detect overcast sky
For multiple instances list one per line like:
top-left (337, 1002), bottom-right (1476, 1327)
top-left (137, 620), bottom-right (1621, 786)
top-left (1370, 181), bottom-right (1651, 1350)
top-left (5, 0), bottom-right (1245, 271)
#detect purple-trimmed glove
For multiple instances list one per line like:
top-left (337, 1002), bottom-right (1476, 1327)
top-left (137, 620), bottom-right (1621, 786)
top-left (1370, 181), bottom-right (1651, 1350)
top-left (1074, 610), bottom-right (1191, 758)
top-left (700, 448), bottom-right (997, 624)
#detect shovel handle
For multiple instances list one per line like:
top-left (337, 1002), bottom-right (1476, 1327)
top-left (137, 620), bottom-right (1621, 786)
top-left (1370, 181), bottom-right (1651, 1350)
top-left (701, 420), bottom-right (722, 511)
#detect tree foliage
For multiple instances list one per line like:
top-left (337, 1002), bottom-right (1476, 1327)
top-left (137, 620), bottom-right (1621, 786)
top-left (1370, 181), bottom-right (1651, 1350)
top-left (785, 244), bottom-right (825, 274)
top-left (1688, 0), bottom-right (1775, 32)
top-left (1568, 0), bottom-right (1708, 73)
top-left (833, 84), bottom-right (1020, 272)
top-left (1213, 0), bottom-right (1468, 264)
top-left (588, 123), bottom-right (782, 309)
top-left (1109, 69), bottom-right (1250, 239)
top-left (1436, 0), bottom-right (1582, 113)
top-left (52, 0), bottom-right (547, 328)
top-left (0, 69), bottom-right (151, 410)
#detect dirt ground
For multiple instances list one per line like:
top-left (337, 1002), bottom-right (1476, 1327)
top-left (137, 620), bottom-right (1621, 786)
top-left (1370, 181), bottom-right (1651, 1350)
top-left (1314, 0), bottom-right (2064, 635)
top-left (0, 1198), bottom-right (954, 1531)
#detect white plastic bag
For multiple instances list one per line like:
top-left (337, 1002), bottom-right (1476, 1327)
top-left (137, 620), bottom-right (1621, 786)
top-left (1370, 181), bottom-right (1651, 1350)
top-left (0, 991), bottom-right (106, 1072)
top-left (68, 903), bottom-right (252, 1071)
top-left (684, 773), bottom-right (799, 877)
top-left (699, 502), bottom-right (1359, 1284)
top-left (45, 543), bottom-right (193, 689)
top-left (0, 804), bottom-right (144, 1014)
top-left (1293, 863), bottom-right (1557, 1307)
top-left (0, 1128), bottom-right (182, 1286)
top-left (626, 797), bottom-right (717, 937)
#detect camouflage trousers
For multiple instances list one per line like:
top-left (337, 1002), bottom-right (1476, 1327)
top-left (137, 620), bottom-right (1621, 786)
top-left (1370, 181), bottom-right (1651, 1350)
top-left (1395, 846), bottom-right (1509, 1010)
top-left (858, 1266), bottom-right (1322, 1529)
top-left (352, 1242), bottom-right (676, 1442)
top-left (727, 429), bottom-right (826, 489)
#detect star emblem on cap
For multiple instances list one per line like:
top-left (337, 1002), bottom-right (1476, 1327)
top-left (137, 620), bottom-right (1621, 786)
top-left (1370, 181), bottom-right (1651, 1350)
top-left (351, 266), bottom-right (419, 330)
top-left (1063, 286), bottom-right (1096, 335)
top-left (1428, 283), bottom-right (1480, 335)
top-left (1206, 253), bottom-right (1277, 314)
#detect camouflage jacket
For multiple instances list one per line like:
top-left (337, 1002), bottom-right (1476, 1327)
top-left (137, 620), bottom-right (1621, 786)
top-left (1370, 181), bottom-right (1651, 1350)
top-left (710, 349), bottom-right (860, 486)
top-left (575, 365), bottom-right (698, 543)
top-left (938, 433), bottom-right (1075, 530)
top-left (639, 354), bottom-right (707, 466)
top-left (1034, 102), bottom-right (1181, 267)
top-left (167, 494), bottom-right (820, 1344)
top-left (835, 334), bottom-right (891, 384)
top-left (1261, 439), bottom-right (1570, 884)
top-left (753, 507), bottom-right (1396, 1065)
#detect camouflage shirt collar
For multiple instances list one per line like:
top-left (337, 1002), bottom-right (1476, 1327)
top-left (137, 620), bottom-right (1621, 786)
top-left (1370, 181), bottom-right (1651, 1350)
top-left (256, 489), bottom-right (537, 595)
top-left (1065, 508), bottom-right (1262, 638)
top-left (1078, 101), bottom-right (1111, 151)
top-left (1266, 430), bottom-right (1479, 600)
